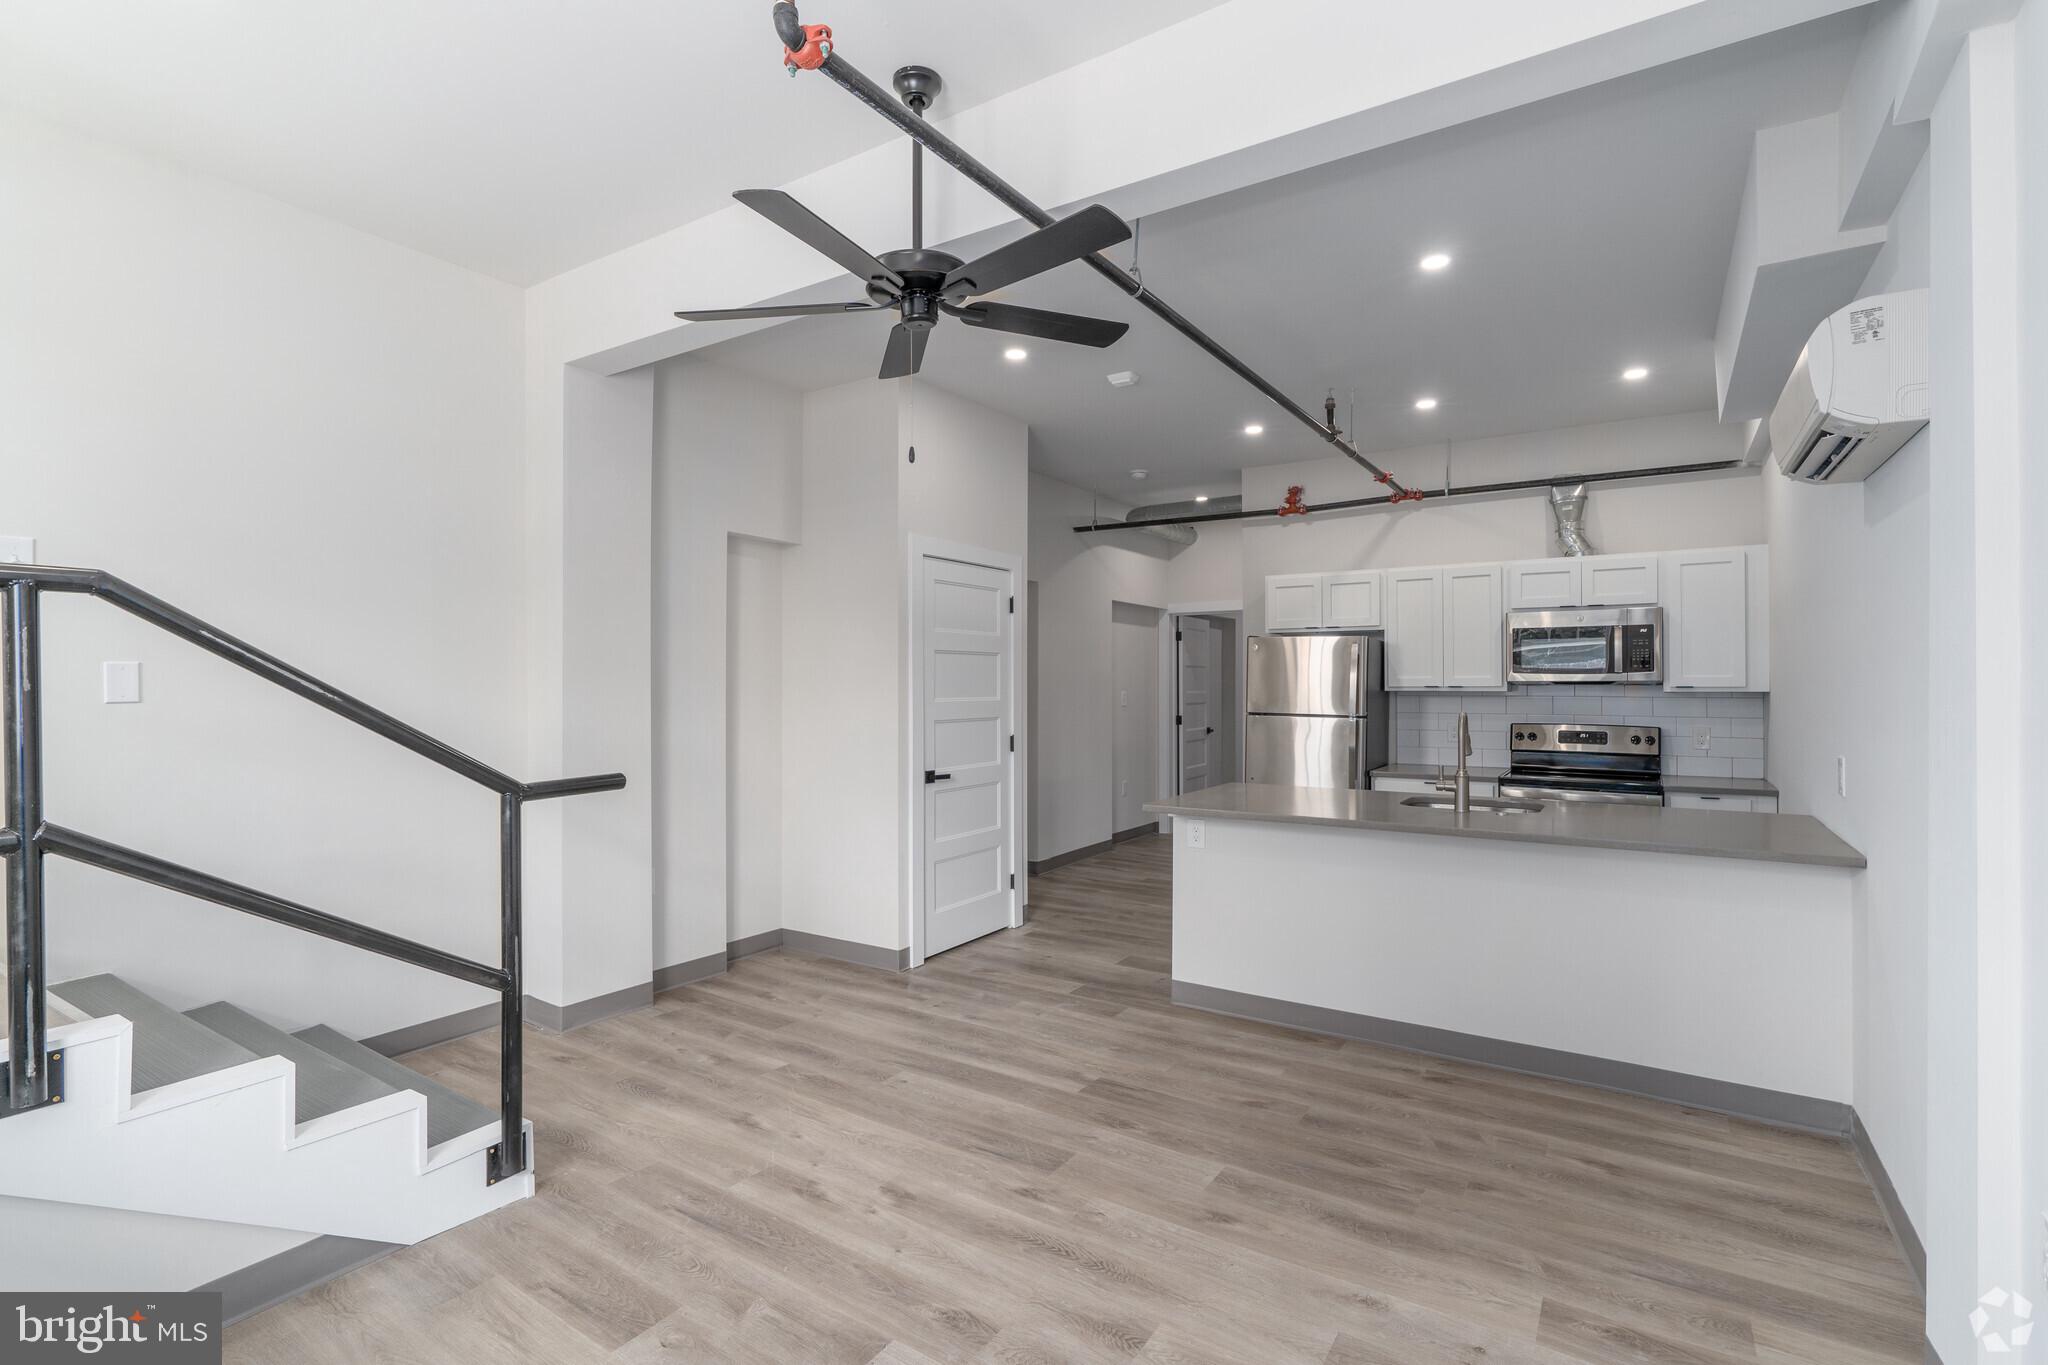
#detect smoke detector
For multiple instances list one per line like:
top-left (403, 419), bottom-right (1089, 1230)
top-left (1107, 371), bottom-right (1139, 389)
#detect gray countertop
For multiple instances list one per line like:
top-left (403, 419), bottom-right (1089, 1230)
top-left (1146, 782), bottom-right (1864, 869)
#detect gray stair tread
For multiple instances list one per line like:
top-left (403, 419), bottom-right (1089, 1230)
top-left (294, 1024), bottom-right (497, 1147)
top-left (187, 1002), bottom-right (398, 1126)
top-left (49, 974), bottom-right (258, 1093)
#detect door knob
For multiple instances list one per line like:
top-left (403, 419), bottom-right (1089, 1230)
top-left (924, 770), bottom-right (953, 784)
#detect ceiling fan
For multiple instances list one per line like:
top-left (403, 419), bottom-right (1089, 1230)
top-left (674, 66), bottom-right (1134, 380)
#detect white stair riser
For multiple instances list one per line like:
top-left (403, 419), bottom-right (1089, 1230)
top-left (0, 1017), bottom-right (530, 1243)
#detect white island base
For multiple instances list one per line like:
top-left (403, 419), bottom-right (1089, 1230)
top-left (1164, 809), bottom-right (1856, 1130)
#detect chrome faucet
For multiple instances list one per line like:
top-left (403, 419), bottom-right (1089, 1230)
top-left (1441, 712), bottom-right (1473, 813)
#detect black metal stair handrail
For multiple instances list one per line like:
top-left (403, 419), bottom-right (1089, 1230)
top-left (0, 564), bottom-right (625, 1186)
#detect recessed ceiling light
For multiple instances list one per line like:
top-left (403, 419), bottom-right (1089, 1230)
top-left (1243, 423), bottom-right (1265, 436)
top-left (1003, 347), bottom-right (1028, 362)
top-left (1130, 469), bottom-right (1149, 480)
top-left (1414, 396), bottom-right (1440, 411)
top-left (1419, 252), bottom-right (1453, 272)
top-left (1195, 495), bottom-right (1210, 504)
top-left (1622, 365), bottom-right (1650, 381)
top-left (1106, 370), bottom-right (1139, 388)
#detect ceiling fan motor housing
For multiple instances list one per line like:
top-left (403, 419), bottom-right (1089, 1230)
top-left (870, 248), bottom-right (964, 331)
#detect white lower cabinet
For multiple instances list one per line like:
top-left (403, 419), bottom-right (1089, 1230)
top-left (1667, 792), bottom-right (1779, 813)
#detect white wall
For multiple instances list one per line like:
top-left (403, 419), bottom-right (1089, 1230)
top-left (1238, 411), bottom-right (1760, 635)
top-left (0, 110), bottom-right (528, 1039)
top-left (781, 381), bottom-right (902, 950)
top-left (1027, 473), bottom-right (1170, 862)
top-left (725, 538), bottom-right (785, 946)
top-left (1110, 603), bottom-right (1162, 833)
top-left (779, 379), bottom-right (1028, 952)
top-left (1765, 152), bottom-right (1931, 1240)
top-left (0, 1196), bottom-right (310, 1293)
top-left (650, 358), bottom-right (801, 971)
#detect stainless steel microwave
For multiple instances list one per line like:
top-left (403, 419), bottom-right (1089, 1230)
top-left (1505, 606), bottom-right (1663, 685)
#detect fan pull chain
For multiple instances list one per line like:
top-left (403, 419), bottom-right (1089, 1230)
top-left (1129, 217), bottom-right (1146, 299)
top-left (906, 370), bottom-right (917, 464)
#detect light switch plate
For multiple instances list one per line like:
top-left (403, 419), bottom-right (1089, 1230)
top-left (1185, 819), bottom-right (1205, 849)
top-left (102, 661), bottom-right (141, 704)
top-left (0, 535), bottom-right (33, 566)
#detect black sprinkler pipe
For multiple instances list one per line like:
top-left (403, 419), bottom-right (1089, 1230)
top-left (1070, 460), bottom-right (1749, 533)
top-left (770, 2), bottom-right (1417, 499)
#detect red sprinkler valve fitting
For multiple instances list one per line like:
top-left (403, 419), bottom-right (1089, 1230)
top-left (782, 21), bottom-right (833, 73)
top-left (1278, 485), bottom-right (1310, 517)
top-left (1388, 487), bottom-right (1426, 504)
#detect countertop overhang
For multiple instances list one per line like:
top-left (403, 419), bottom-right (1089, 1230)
top-left (1145, 783), bottom-right (1865, 869)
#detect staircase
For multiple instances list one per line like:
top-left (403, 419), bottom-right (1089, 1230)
top-left (0, 563), bottom-right (625, 1294)
top-left (0, 975), bottom-right (529, 1245)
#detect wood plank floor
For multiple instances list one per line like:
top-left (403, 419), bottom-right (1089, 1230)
top-left (228, 835), bottom-right (1924, 1364)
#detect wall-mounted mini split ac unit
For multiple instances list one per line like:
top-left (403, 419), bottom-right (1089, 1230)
top-left (1770, 289), bottom-right (1929, 484)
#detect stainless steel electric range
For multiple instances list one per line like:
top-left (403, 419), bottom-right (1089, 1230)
top-left (1498, 722), bottom-right (1665, 807)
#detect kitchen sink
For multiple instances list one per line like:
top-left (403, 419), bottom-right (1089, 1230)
top-left (1399, 796), bottom-right (1546, 815)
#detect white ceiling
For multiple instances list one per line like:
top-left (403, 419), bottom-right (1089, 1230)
top-left (698, 13), bottom-right (1868, 500)
top-left (0, 0), bottom-right (1228, 284)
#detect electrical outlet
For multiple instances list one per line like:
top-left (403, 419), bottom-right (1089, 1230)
top-left (1838, 756), bottom-right (1848, 797)
top-left (1119, 779), bottom-right (1128, 798)
top-left (1185, 819), bottom-right (1205, 849)
top-left (1119, 688), bottom-right (1128, 709)
top-left (1692, 724), bottom-right (1712, 753)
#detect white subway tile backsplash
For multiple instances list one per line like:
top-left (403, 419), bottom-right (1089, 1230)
top-left (1390, 687), bottom-right (1772, 778)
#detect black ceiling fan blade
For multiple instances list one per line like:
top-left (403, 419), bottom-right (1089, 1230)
top-left (953, 301), bottom-right (1130, 348)
top-left (734, 189), bottom-right (904, 292)
top-left (674, 301), bottom-right (884, 322)
top-left (941, 204), bottom-right (1131, 300)
top-left (878, 324), bottom-right (930, 380)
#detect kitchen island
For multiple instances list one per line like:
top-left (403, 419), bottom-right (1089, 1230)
top-left (1143, 782), bottom-right (1864, 1130)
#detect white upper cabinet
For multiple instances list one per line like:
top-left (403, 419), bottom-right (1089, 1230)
top-left (1580, 553), bottom-right (1660, 606)
top-left (1264, 574), bottom-right (1323, 631)
top-left (1321, 570), bottom-right (1383, 629)
top-left (1505, 559), bottom-right (1581, 610)
top-left (1384, 568), bottom-right (1445, 689)
top-left (1664, 548), bottom-right (1749, 689)
top-left (1442, 564), bottom-right (1507, 689)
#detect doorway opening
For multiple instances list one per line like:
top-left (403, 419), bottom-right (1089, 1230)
top-left (1110, 601), bottom-right (1164, 841)
top-left (1170, 610), bottom-right (1242, 796)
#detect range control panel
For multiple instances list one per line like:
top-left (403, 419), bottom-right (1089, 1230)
top-left (1510, 722), bottom-right (1661, 754)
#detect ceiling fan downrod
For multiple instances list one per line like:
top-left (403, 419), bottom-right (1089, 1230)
top-left (767, 1), bottom-right (1417, 502)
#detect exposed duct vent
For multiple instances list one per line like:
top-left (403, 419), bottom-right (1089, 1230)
top-left (1108, 495), bottom-right (1242, 546)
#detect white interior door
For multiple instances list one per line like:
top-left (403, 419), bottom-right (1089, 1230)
top-left (1177, 616), bottom-right (1214, 792)
top-left (921, 555), bottom-right (1013, 956)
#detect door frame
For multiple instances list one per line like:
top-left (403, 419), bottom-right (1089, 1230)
top-left (905, 535), bottom-right (1024, 970)
top-left (1159, 600), bottom-right (1242, 821)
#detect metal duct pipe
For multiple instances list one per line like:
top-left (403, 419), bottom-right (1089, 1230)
top-left (1096, 495), bottom-right (1242, 546)
top-left (1549, 483), bottom-right (1595, 556)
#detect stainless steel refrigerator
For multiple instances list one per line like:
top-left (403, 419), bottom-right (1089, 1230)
top-left (1243, 633), bottom-right (1389, 789)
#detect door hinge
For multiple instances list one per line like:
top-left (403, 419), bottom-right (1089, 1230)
top-left (1010, 873), bottom-right (1016, 889)
top-left (1176, 714), bottom-right (1183, 725)
top-left (1176, 630), bottom-right (1183, 641)
top-left (1008, 595), bottom-right (1015, 613)
top-left (1008, 733), bottom-right (1015, 752)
